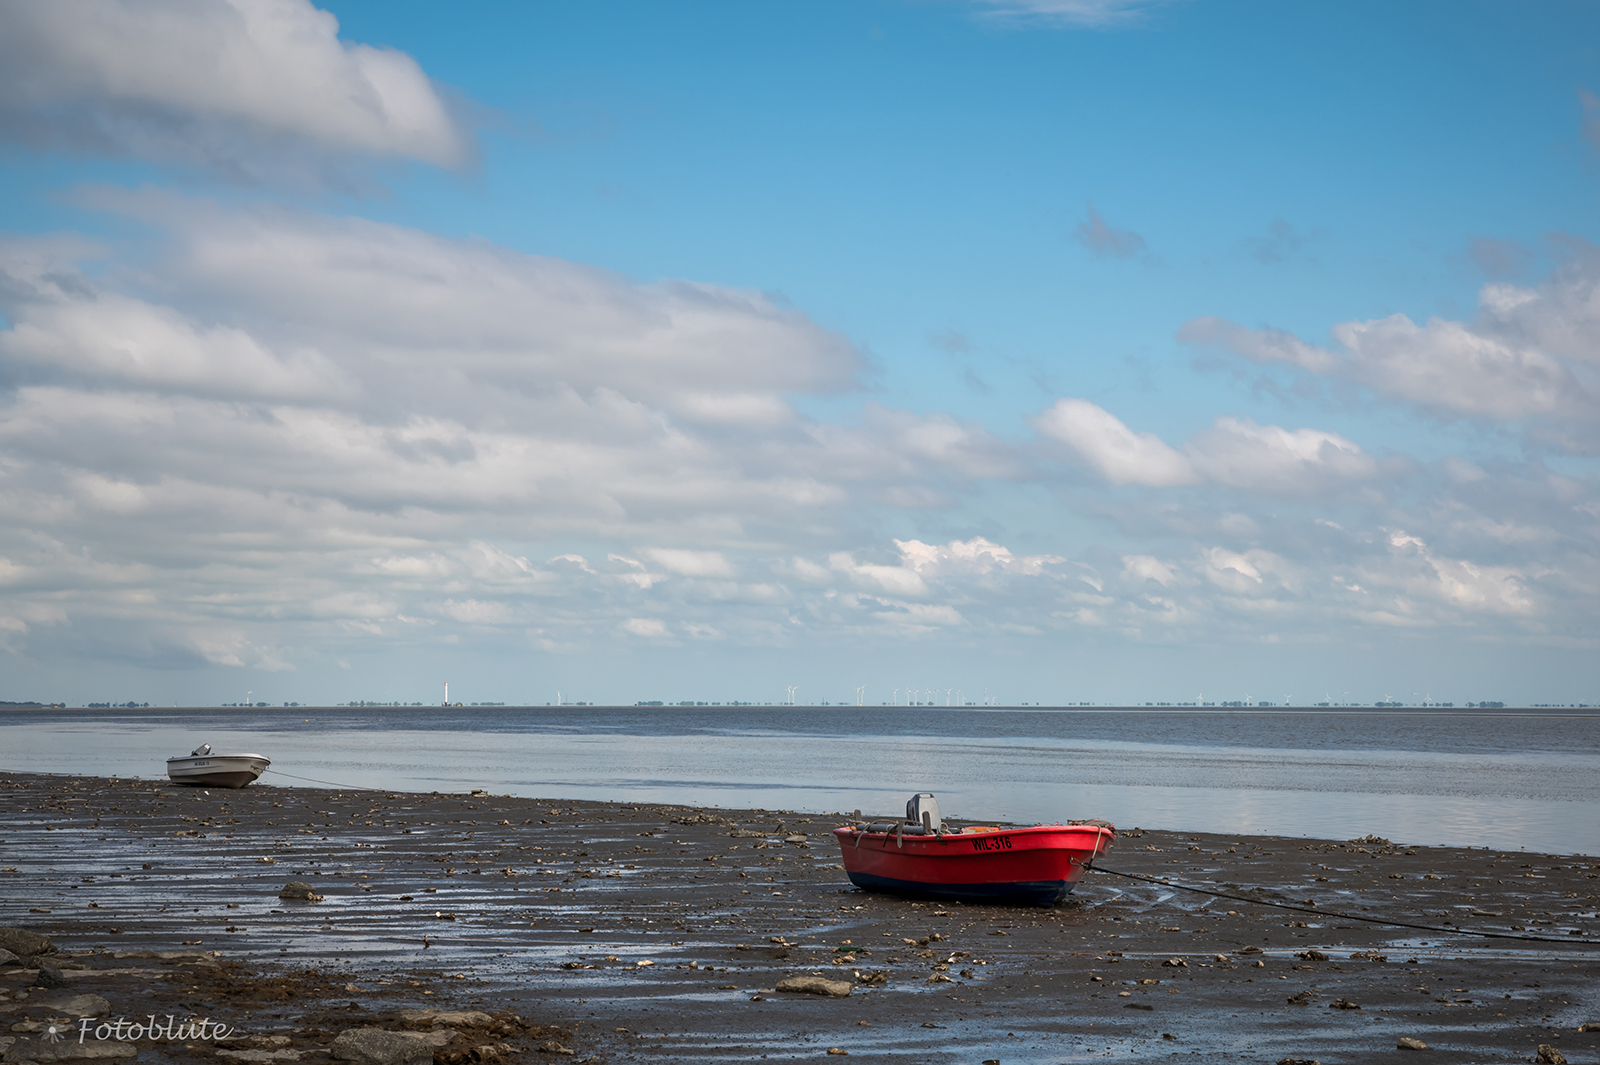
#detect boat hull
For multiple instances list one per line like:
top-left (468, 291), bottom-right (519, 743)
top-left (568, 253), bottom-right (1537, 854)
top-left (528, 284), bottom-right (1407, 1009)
top-left (166, 754), bottom-right (269, 789)
top-left (833, 823), bottom-right (1114, 906)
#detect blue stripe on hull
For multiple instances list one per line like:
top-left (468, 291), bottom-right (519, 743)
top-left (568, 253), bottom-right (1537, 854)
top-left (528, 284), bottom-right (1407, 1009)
top-left (847, 872), bottom-right (1071, 907)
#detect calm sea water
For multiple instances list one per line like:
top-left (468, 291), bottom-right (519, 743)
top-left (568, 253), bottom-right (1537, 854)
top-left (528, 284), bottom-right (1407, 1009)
top-left (3, 705), bottom-right (1596, 856)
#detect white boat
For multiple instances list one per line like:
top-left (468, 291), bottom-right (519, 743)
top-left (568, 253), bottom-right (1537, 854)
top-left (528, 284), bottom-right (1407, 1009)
top-left (166, 744), bottom-right (270, 788)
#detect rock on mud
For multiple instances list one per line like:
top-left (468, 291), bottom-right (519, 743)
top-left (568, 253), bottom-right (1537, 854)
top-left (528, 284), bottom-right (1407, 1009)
top-left (0, 928), bottom-right (56, 958)
top-left (1396, 1036), bottom-right (1428, 1050)
top-left (328, 1028), bottom-right (433, 1065)
top-left (775, 976), bottom-right (853, 997)
top-left (1536, 1046), bottom-right (1567, 1065)
top-left (278, 882), bottom-right (324, 902)
top-left (396, 1009), bottom-right (492, 1027)
top-left (31, 962), bottom-right (66, 989)
top-left (1, 1035), bottom-right (137, 1062)
top-left (23, 993), bottom-right (111, 1018)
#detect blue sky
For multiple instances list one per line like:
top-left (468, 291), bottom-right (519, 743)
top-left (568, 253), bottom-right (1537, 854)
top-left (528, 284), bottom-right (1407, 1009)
top-left (0, 0), bottom-right (1597, 706)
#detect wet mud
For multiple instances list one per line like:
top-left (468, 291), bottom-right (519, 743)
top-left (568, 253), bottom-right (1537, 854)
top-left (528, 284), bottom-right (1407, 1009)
top-left (1, 771), bottom-right (1597, 1063)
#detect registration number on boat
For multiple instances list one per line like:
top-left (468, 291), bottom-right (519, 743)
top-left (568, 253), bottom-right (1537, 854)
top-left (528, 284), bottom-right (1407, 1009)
top-left (969, 835), bottom-right (1012, 851)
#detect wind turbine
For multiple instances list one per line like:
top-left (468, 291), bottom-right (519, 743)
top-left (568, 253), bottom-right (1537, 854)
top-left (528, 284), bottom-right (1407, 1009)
top-left (945, 687), bottom-right (953, 707)
top-left (246, 690), bottom-right (252, 708)
top-left (854, 685), bottom-right (865, 707)
top-left (891, 687), bottom-right (900, 706)
top-left (785, 684), bottom-right (798, 706)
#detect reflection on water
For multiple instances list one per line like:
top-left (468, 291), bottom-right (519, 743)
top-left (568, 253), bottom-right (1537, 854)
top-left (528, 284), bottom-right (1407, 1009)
top-left (3, 705), bottom-right (1596, 855)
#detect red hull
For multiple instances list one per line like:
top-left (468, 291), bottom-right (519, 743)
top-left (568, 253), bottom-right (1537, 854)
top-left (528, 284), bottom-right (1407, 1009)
top-left (833, 823), bottom-right (1115, 906)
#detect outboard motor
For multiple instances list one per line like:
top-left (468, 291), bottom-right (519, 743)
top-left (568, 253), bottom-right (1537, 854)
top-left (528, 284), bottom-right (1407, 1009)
top-left (906, 792), bottom-right (942, 831)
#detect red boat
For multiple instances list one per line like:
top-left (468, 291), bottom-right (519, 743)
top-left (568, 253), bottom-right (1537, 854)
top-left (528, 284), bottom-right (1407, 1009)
top-left (832, 794), bottom-right (1115, 906)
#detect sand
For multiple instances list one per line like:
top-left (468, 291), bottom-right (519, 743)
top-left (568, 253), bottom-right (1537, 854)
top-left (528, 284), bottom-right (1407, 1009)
top-left (1, 771), bottom-right (1596, 1063)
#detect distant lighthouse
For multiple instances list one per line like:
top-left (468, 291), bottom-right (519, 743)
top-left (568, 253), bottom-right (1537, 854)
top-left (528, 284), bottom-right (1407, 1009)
top-left (443, 681), bottom-right (449, 706)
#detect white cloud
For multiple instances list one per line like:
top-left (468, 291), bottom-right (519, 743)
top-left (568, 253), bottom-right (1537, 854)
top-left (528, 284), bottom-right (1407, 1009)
top-left (1121, 554), bottom-right (1176, 586)
top-left (827, 552), bottom-right (930, 597)
top-left (622, 617), bottom-right (670, 639)
top-left (1179, 247), bottom-right (1600, 431)
top-left (1034, 398), bottom-right (1197, 486)
top-left (1380, 530), bottom-right (1534, 617)
top-left (643, 549), bottom-right (737, 579)
top-left (1035, 399), bottom-right (1381, 492)
top-left (1187, 417), bottom-right (1379, 491)
top-left (895, 536), bottom-right (1064, 577)
top-left (0, 0), bottom-right (466, 178)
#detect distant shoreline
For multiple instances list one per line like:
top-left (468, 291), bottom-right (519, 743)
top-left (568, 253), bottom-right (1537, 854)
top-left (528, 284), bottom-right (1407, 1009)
top-left (6, 702), bottom-right (1588, 712)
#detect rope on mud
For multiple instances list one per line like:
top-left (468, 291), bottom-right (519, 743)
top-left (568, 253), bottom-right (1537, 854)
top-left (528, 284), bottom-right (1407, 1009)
top-left (1082, 862), bottom-right (1600, 946)
top-left (260, 768), bottom-right (374, 792)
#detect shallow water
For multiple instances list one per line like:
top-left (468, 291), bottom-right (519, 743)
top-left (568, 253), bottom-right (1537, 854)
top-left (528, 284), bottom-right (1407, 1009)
top-left (3, 704), bottom-right (1596, 854)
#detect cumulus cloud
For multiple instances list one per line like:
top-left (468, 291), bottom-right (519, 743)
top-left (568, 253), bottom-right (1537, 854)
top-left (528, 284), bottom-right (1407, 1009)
top-left (0, 200), bottom-right (1080, 675)
top-left (1179, 248), bottom-right (1600, 434)
top-left (1034, 398), bottom-right (1380, 492)
top-left (1034, 398), bottom-right (1196, 486)
top-left (0, 0), bottom-right (467, 180)
top-left (896, 536), bottom-right (1064, 577)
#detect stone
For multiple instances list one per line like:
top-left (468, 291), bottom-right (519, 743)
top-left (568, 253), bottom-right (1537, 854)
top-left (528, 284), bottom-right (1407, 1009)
top-left (775, 976), bottom-right (853, 998)
top-left (0, 949), bottom-right (20, 967)
top-left (1161, 957), bottom-right (1188, 967)
top-left (1295, 949), bottom-right (1329, 962)
top-left (396, 1009), bottom-right (492, 1027)
top-left (0, 929), bottom-right (56, 958)
top-left (278, 882), bottom-right (324, 902)
top-left (537, 1042), bottom-right (575, 1055)
top-left (25, 993), bottom-right (110, 1018)
top-left (0, 1035), bottom-right (137, 1062)
top-left (1235, 945), bottom-right (1263, 955)
top-left (109, 950), bottom-right (209, 962)
top-left (1328, 998), bottom-right (1360, 1010)
top-left (328, 1027), bottom-right (432, 1065)
top-left (1286, 991), bottom-right (1313, 1005)
top-left (1578, 1022), bottom-right (1600, 1032)
top-left (32, 963), bottom-right (67, 989)
top-left (218, 1051), bottom-right (304, 1063)
top-left (1396, 1037), bottom-right (1428, 1050)
top-left (1277, 1059), bottom-right (1320, 1065)
top-left (1536, 1047), bottom-right (1566, 1065)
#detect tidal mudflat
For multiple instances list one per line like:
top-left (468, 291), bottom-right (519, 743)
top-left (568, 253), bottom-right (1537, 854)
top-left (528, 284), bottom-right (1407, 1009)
top-left (1, 771), bottom-right (1597, 1064)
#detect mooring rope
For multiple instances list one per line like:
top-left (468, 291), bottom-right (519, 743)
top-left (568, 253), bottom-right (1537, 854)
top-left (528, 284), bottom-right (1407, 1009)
top-left (1081, 861), bottom-right (1600, 946)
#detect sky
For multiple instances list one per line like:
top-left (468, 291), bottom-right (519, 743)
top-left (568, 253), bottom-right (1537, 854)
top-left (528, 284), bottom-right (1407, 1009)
top-left (0, 0), bottom-right (1598, 707)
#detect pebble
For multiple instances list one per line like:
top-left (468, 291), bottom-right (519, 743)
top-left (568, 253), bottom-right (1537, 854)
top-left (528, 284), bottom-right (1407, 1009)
top-left (1396, 1037), bottom-right (1428, 1050)
top-left (1536, 1046), bottom-right (1566, 1065)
